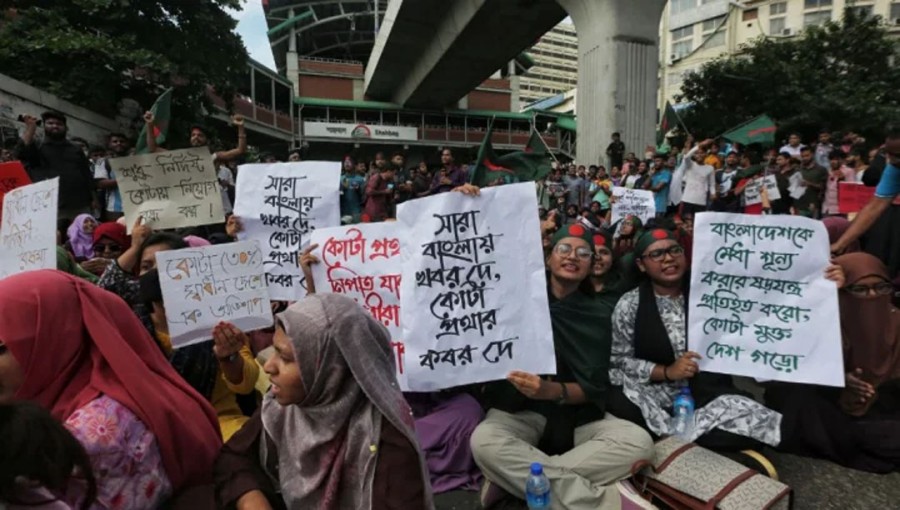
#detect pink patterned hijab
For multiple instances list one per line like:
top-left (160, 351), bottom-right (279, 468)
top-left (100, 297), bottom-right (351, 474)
top-left (260, 294), bottom-right (433, 510)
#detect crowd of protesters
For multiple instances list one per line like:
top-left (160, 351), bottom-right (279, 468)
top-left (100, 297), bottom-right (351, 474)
top-left (0, 108), bottom-right (898, 510)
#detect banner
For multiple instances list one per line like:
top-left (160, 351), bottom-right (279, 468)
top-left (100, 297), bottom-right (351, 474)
top-left (611, 186), bottom-right (656, 225)
top-left (309, 223), bottom-right (407, 388)
top-left (0, 178), bottom-right (58, 280)
top-left (234, 161), bottom-right (341, 301)
top-left (689, 212), bottom-right (843, 387)
top-left (397, 182), bottom-right (555, 391)
top-left (155, 240), bottom-right (272, 348)
top-left (742, 175), bottom-right (781, 206)
top-left (304, 121), bottom-right (418, 141)
top-left (838, 182), bottom-right (876, 214)
top-left (110, 147), bottom-right (224, 232)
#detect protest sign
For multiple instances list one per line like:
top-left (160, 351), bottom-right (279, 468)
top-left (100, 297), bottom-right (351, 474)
top-left (838, 182), bottom-right (876, 214)
top-left (110, 147), bottom-right (224, 232)
top-left (397, 182), bottom-right (555, 391)
top-left (742, 175), bottom-right (781, 206)
top-left (0, 178), bottom-right (58, 280)
top-left (688, 212), bottom-right (843, 387)
top-left (788, 172), bottom-right (806, 200)
top-left (611, 187), bottom-right (655, 224)
top-left (309, 223), bottom-right (408, 388)
top-left (155, 240), bottom-right (272, 348)
top-left (0, 161), bottom-right (31, 222)
top-left (234, 161), bottom-right (341, 301)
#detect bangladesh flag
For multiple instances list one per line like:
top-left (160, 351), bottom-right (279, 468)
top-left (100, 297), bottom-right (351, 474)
top-left (134, 88), bottom-right (173, 154)
top-left (721, 114), bottom-right (777, 146)
top-left (469, 122), bottom-right (552, 187)
top-left (657, 101), bottom-right (680, 145)
top-left (524, 129), bottom-right (546, 155)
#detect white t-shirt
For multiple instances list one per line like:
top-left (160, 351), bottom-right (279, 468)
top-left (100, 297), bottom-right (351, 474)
top-left (681, 148), bottom-right (716, 206)
top-left (779, 144), bottom-right (805, 158)
top-left (217, 163), bottom-right (234, 214)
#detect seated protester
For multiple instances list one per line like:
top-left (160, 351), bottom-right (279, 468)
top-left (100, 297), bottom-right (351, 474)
top-left (82, 221), bottom-right (130, 277)
top-left (215, 295), bottom-right (432, 510)
top-left (138, 269), bottom-right (261, 441)
top-left (612, 215), bottom-right (642, 258)
top-left (0, 271), bottom-right (221, 508)
top-left (64, 214), bottom-right (97, 262)
top-left (472, 224), bottom-right (653, 510)
top-left (56, 246), bottom-right (99, 284)
top-left (608, 229), bottom-right (783, 453)
top-left (767, 253), bottom-right (900, 474)
top-left (0, 401), bottom-right (98, 510)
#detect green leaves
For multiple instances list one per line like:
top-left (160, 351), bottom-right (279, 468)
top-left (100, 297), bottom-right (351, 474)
top-left (677, 8), bottom-right (900, 141)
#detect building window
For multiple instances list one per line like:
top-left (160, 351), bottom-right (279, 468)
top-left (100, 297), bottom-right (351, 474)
top-left (671, 24), bottom-right (694, 58)
top-left (770, 16), bottom-right (787, 34)
top-left (673, 40), bottom-right (693, 59)
top-left (702, 16), bottom-right (726, 32)
top-left (846, 5), bottom-right (873, 18)
top-left (804, 0), bottom-right (832, 8)
top-left (671, 0), bottom-right (696, 15)
top-left (702, 16), bottom-right (726, 48)
top-left (705, 31), bottom-right (727, 47)
top-left (770, 2), bottom-right (787, 15)
top-left (742, 8), bottom-right (759, 21)
top-left (804, 10), bottom-right (831, 26)
top-left (892, 2), bottom-right (900, 20)
top-left (672, 25), bottom-right (695, 40)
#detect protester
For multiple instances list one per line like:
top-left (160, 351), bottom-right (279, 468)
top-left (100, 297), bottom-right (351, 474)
top-left (613, 215), bottom-right (642, 258)
top-left (821, 149), bottom-right (856, 217)
top-left (564, 164), bottom-right (587, 208)
top-left (64, 214), bottom-right (97, 262)
top-left (55, 246), bottom-right (99, 284)
top-left (429, 148), bottom-right (466, 195)
top-left (0, 271), bottom-right (221, 508)
top-left (779, 133), bottom-right (805, 158)
top-left (472, 224), bottom-right (653, 509)
top-left (214, 295), bottom-right (432, 510)
top-left (606, 132), bottom-right (625, 170)
top-left (795, 146), bottom-right (828, 218)
top-left (677, 138), bottom-right (717, 218)
top-left (93, 132), bottom-right (130, 222)
top-left (767, 252), bottom-right (899, 473)
top-left (363, 162), bottom-right (396, 222)
top-left (713, 151), bottom-right (741, 212)
top-left (85, 221), bottom-right (130, 276)
top-left (340, 160), bottom-right (367, 223)
top-left (815, 130), bottom-right (835, 168)
top-left (16, 112), bottom-right (96, 222)
top-left (608, 229), bottom-right (783, 453)
top-left (647, 154), bottom-right (672, 217)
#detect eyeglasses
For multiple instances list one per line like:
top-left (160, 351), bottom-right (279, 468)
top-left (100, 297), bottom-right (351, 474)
top-left (844, 282), bottom-right (893, 297)
top-left (641, 245), bottom-right (684, 262)
top-left (93, 242), bottom-right (122, 255)
top-left (554, 243), bottom-right (593, 260)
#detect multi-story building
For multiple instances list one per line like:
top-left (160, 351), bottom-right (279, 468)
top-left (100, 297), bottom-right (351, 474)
top-left (659, 0), bottom-right (900, 108)
top-left (518, 21), bottom-right (579, 110)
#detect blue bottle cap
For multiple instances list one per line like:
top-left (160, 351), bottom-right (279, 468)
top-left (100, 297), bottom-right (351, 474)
top-left (530, 462), bottom-right (543, 475)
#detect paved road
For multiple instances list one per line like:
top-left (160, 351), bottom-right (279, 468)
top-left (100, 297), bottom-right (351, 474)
top-left (434, 453), bottom-right (899, 510)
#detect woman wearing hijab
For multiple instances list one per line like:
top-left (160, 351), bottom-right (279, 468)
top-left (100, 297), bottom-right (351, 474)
top-left (768, 252), bottom-right (900, 473)
top-left (0, 271), bottom-right (221, 508)
top-left (823, 216), bottom-right (860, 254)
top-left (80, 222), bottom-right (131, 277)
top-left (215, 294), bottom-right (432, 510)
top-left (65, 214), bottom-right (97, 262)
top-left (612, 215), bottom-right (642, 258)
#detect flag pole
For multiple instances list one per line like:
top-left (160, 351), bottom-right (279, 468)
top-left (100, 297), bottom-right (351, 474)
top-left (530, 114), bottom-right (560, 164)
top-left (670, 103), bottom-right (692, 138)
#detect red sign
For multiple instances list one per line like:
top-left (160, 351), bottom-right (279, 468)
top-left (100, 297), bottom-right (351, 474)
top-left (0, 161), bottom-right (31, 221)
top-left (838, 182), bottom-right (876, 214)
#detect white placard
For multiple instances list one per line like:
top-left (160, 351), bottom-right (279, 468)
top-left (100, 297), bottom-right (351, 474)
top-left (110, 147), bottom-right (225, 232)
top-left (155, 241), bottom-right (272, 348)
top-left (0, 178), bottom-right (58, 280)
top-left (688, 212), bottom-right (844, 387)
top-left (397, 182), bottom-right (555, 391)
top-left (304, 121), bottom-right (418, 141)
top-left (611, 186), bottom-right (656, 225)
top-left (742, 175), bottom-right (781, 206)
top-left (788, 172), bottom-right (806, 200)
top-left (233, 161), bottom-right (341, 301)
top-left (309, 223), bottom-right (408, 389)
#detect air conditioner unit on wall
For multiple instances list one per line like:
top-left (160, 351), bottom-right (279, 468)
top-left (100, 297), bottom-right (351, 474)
top-left (669, 55), bottom-right (683, 66)
top-left (893, 17), bottom-right (900, 25)
top-left (781, 27), bottom-right (795, 36)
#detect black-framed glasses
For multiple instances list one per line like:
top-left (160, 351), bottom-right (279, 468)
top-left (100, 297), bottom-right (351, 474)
top-left (641, 245), bottom-right (684, 262)
top-left (554, 243), bottom-right (593, 260)
top-left (844, 282), bottom-right (893, 297)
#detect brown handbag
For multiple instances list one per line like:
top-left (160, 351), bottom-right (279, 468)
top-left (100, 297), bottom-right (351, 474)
top-left (630, 437), bottom-right (793, 510)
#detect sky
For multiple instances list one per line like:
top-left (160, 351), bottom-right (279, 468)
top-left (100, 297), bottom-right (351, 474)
top-left (228, 1), bottom-right (277, 71)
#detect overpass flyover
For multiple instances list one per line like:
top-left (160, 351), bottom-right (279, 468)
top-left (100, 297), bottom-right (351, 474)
top-left (365, 0), bottom-right (666, 165)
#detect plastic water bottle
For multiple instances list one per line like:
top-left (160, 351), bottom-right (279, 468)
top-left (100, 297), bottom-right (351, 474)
top-left (525, 462), bottom-right (551, 509)
top-left (671, 387), bottom-right (695, 441)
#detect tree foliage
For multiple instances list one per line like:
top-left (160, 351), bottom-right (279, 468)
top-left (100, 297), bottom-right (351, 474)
top-left (0, 0), bottom-right (249, 145)
top-left (677, 9), bottom-right (900, 141)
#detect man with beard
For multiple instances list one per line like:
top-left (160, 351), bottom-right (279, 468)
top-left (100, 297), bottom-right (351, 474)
top-left (713, 151), bottom-right (742, 212)
top-left (428, 148), bottom-right (466, 195)
top-left (93, 132), bottom-right (131, 221)
top-left (795, 146), bottom-right (828, 218)
top-left (17, 111), bottom-right (97, 222)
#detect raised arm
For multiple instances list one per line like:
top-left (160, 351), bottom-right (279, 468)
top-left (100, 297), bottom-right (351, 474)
top-left (214, 115), bottom-right (248, 162)
top-left (143, 111), bottom-right (165, 153)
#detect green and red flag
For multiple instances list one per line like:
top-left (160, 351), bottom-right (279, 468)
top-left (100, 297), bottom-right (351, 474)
top-left (524, 129), bottom-right (546, 155)
top-left (469, 121), bottom-right (552, 187)
top-left (657, 101), bottom-right (680, 145)
top-left (721, 114), bottom-right (777, 146)
top-left (134, 87), bottom-right (173, 154)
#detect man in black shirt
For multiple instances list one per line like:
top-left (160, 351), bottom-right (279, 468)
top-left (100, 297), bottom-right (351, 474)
top-left (16, 111), bottom-right (96, 222)
top-left (605, 132), bottom-right (625, 170)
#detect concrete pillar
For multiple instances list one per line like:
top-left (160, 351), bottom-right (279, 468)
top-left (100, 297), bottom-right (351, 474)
top-left (557, 0), bottom-right (665, 166)
top-left (286, 9), bottom-right (300, 96)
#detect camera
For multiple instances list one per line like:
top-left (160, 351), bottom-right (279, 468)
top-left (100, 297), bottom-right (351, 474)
top-left (16, 115), bottom-right (41, 126)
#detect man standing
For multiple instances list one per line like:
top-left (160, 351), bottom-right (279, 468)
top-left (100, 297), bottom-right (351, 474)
top-left (428, 148), bottom-right (466, 195)
top-left (795, 146), bottom-right (828, 218)
top-left (606, 132), bottom-right (625, 170)
top-left (647, 153), bottom-right (672, 217)
top-left (679, 138), bottom-right (717, 217)
top-left (713, 151), bottom-right (742, 212)
top-left (821, 149), bottom-right (856, 217)
top-left (814, 130), bottom-right (834, 168)
top-left (341, 160), bottom-right (367, 223)
top-left (16, 111), bottom-right (96, 221)
top-left (363, 162), bottom-right (396, 222)
top-left (564, 164), bottom-right (586, 208)
top-left (93, 132), bottom-right (131, 221)
top-left (779, 133), bottom-right (805, 158)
